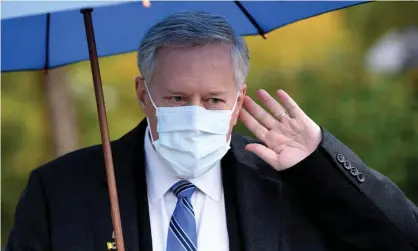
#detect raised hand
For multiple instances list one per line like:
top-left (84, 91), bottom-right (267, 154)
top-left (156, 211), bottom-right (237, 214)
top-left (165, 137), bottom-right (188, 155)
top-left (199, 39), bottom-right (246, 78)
top-left (239, 89), bottom-right (322, 171)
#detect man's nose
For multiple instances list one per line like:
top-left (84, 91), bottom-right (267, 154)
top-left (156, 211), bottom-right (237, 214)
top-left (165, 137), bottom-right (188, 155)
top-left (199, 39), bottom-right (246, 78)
top-left (189, 96), bottom-right (204, 107)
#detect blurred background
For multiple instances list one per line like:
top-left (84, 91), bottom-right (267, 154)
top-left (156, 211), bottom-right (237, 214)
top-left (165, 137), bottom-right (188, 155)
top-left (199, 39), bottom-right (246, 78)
top-left (2, 2), bottom-right (418, 246)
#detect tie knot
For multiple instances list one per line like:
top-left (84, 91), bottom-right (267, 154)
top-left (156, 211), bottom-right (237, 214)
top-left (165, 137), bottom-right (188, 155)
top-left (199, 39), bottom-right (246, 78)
top-left (170, 180), bottom-right (196, 199)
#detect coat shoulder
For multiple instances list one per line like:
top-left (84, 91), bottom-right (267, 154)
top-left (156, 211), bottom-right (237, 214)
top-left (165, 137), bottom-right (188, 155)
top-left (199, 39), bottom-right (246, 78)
top-left (33, 137), bottom-right (128, 190)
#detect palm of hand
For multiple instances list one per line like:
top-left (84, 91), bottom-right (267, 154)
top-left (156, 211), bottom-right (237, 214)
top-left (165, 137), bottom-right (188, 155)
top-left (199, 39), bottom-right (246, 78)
top-left (239, 89), bottom-right (322, 171)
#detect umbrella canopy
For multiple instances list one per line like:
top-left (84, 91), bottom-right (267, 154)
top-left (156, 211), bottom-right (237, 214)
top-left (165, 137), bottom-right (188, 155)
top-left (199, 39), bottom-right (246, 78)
top-left (1, 0), bottom-right (365, 72)
top-left (1, 1), bottom-right (367, 249)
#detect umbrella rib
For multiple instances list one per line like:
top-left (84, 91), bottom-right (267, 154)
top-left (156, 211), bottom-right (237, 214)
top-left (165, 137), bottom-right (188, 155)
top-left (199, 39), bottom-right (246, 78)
top-left (44, 13), bottom-right (50, 69)
top-left (233, 1), bottom-right (267, 39)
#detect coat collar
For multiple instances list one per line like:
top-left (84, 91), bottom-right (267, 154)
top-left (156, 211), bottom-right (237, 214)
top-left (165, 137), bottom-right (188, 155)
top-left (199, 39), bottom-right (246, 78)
top-left (99, 119), bottom-right (147, 185)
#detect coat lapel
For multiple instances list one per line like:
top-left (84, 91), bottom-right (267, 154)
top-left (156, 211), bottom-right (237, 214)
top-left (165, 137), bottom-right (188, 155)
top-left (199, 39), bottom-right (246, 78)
top-left (223, 133), bottom-right (283, 251)
top-left (97, 120), bottom-right (152, 251)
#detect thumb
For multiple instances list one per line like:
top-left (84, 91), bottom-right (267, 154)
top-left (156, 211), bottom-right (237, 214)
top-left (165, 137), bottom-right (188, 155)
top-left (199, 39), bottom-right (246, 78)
top-left (245, 143), bottom-right (279, 168)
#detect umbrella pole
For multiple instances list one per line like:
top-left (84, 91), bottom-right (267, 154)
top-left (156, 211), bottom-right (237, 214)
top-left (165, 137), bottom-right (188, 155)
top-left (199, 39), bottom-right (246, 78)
top-left (81, 8), bottom-right (125, 251)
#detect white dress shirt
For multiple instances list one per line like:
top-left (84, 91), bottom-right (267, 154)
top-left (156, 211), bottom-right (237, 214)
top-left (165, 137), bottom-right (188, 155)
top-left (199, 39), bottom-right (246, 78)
top-left (144, 126), bottom-right (229, 251)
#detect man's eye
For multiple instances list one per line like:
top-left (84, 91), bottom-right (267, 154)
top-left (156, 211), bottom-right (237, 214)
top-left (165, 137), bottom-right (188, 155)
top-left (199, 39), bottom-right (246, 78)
top-left (208, 98), bottom-right (223, 104)
top-left (172, 96), bottom-right (184, 102)
top-left (165, 96), bottom-right (185, 102)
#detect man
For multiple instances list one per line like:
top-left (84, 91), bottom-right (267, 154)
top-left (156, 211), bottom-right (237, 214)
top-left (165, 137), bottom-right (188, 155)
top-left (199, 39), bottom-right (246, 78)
top-left (6, 11), bottom-right (418, 251)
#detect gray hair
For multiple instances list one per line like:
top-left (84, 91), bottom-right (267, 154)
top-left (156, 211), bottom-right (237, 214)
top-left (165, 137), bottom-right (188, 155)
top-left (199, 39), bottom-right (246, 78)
top-left (137, 11), bottom-right (249, 88)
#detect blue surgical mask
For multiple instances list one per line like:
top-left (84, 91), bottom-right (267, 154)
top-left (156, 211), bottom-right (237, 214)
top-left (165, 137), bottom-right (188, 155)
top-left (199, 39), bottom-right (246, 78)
top-left (144, 82), bottom-right (239, 179)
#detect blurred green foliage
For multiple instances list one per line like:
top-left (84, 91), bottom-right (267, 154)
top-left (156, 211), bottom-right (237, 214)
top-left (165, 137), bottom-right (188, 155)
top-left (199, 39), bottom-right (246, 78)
top-left (345, 2), bottom-right (418, 51)
top-left (2, 2), bottom-right (418, 246)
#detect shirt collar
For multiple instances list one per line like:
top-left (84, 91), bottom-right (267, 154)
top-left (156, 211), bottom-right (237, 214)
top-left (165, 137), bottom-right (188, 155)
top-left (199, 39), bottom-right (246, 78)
top-left (144, 126), bottom-right (222, 205)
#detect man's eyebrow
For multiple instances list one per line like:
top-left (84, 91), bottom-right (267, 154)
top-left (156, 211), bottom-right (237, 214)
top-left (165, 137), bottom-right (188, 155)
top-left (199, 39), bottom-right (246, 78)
top-left (206, 90), bottom-right (227, 96)
top-left (165, 90), bottom-right (189, 96)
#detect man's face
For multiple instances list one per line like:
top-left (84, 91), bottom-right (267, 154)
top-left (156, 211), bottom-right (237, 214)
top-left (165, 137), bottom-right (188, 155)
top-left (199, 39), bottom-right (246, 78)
top-left (136, 43), bottom-right (246, 141)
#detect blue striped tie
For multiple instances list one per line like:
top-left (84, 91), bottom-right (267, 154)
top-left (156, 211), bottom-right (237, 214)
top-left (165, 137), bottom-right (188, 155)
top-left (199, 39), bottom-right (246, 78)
top-left (167, 180), bottom-right (197, 251)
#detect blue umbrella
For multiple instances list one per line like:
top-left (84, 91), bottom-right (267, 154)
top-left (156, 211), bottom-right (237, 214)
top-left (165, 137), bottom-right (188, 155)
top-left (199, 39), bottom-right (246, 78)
top-left (1, 1), bottom-right (366, 249)
top-left (1, 1), bottom-right (366, 71)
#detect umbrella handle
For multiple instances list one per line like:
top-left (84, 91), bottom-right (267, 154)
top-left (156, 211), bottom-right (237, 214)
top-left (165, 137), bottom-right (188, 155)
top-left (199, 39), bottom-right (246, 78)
top-left (81, 8), bottom-right (125, 251)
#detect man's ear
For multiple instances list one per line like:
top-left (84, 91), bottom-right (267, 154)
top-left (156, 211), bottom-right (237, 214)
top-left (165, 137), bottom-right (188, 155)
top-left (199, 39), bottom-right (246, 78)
top-left (135, 76), bottom-right (147, 108)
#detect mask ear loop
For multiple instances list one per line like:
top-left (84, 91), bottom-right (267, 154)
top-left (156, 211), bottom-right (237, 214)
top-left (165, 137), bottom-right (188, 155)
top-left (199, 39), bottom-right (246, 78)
top-left (227, 91), bottom-right (242, 145)
top-left (230, 91), bottom-right (242, 113)
top-left (144, 81), bottom-right (158, 109)
top-left (144, 81), bottom-right (158, 142)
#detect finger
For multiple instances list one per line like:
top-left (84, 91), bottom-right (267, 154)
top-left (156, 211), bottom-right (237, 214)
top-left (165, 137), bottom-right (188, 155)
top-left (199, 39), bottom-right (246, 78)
top-left (245, 143), bottom-right (279, 168)
top-left (276, 90), bottom-right (302, 118)
top-left (257, 89), bottom-right (290, 121)
top-left (242, 95), bottom-right (278, 129)
top-left (239, 108), bottom-right (269, 142)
